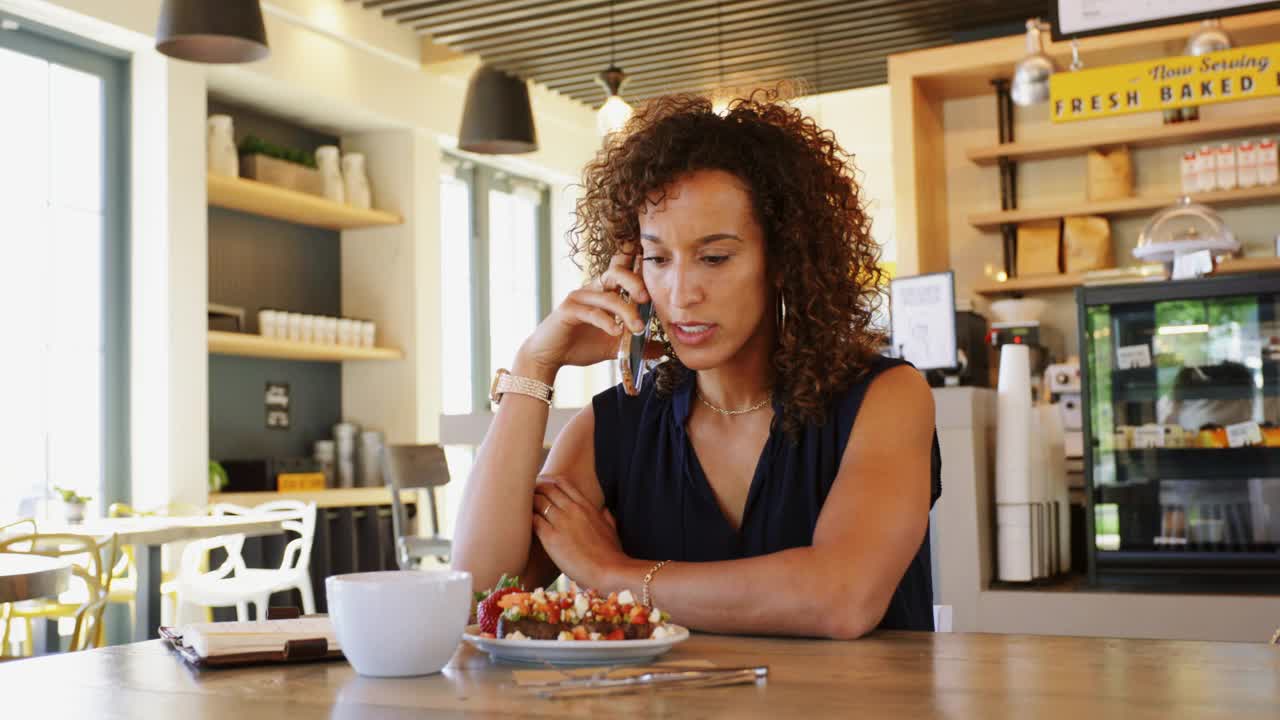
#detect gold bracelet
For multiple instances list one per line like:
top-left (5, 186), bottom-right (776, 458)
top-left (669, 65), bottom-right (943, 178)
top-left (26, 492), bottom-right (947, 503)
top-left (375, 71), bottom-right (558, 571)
top-left (641, 560), bottom-right (672, 608)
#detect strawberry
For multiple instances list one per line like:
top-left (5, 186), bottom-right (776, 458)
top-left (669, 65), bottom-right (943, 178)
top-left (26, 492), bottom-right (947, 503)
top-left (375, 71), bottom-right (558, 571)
top-left (605, 628), bottom-right (626, 641)
top-left (628, 606), bottom-right (649, 624)
top-left (571, 626), bottom-right (589, 641)
top-left (475, 574), bottom-right (523, 636)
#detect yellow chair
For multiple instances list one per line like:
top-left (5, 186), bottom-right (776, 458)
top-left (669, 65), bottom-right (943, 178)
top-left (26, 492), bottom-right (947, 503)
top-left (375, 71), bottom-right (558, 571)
top-left (0, 532), bottom-right (120, 654)
top-left (105, 502), bottom-right (206, 634)
top-left (0, 518), bottom-right (38, 657)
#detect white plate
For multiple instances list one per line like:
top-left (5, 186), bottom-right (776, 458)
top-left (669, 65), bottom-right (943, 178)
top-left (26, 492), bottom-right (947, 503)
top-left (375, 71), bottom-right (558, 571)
top-left (461, 624), bottom-right (690, 666)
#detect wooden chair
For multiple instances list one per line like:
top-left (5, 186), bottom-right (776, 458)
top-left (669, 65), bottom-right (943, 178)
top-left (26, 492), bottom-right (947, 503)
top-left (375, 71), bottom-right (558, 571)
top-left (0, 532), bottom-right (120, 654)
top-left (382, 445), bottom-right (453, 569)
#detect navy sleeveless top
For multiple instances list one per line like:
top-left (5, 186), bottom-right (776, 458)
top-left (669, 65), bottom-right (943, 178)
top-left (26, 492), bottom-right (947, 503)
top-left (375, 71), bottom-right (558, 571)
top-left (592, 355), bottom-right (941, 632)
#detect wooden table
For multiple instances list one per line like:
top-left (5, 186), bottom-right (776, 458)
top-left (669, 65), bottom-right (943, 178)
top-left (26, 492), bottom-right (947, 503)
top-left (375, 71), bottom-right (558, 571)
top-left (0, 554), bottom-right (69, 603)
top-left (2, 631), bottom-right (1277, 718)
top-left (40, 517), bottom-right (289, 641)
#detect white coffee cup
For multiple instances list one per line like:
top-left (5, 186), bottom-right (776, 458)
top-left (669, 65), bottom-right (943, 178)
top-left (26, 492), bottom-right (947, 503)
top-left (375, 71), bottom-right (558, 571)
top-left (326, 570), bottom-right (472, 677)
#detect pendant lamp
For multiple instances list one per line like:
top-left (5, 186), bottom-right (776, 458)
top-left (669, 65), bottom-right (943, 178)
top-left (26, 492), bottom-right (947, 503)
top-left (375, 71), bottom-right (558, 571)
top-left (596, 0), bottom-right (632, 136)
top-left (596, 67), bottom-right (632, 136)
top-left (1185, 19), bottom-right (1231, 56)
top-left (458, 65), bottom-right (538, 154)
top-left (155, 0), bottom-right (269, 64)
top-left (1010, 18), bottom-right (1055, 107)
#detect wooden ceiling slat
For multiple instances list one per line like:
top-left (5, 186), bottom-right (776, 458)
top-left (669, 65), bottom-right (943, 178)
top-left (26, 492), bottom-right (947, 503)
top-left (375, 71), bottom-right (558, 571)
top-left (358, 0), bottom-right (443, 13)
top-left (545, 27), bottom-right (946, 96)
top-left (564, 65), bottom-right (891, 106)
top-left (454, 0), bottom-right (843, 58)
top-left (560, 54), bottom-right (891, 101)
top-left (425, 0), bottom-right (721, 43)
top-left (435, 0), bottom-right (916, 47)
top-left (527, 4), bottom-right (957, 84)
top-left (353, 0), bottom-right (1048, 112)
top-left (391, 0), bottom-right (513, 25)
top-left (405, 0), bottom-right (619, 34)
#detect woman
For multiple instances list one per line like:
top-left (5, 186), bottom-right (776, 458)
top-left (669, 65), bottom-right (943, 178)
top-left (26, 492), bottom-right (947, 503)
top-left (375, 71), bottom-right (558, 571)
top-left (452, 90), bottom-right (940, 639)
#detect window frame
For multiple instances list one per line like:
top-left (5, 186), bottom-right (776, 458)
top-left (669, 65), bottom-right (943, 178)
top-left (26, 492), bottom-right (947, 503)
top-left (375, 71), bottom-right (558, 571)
top-left (445, 157), bottom-right (552, 412)
top-left (0, 13), bottom-right (131, 510)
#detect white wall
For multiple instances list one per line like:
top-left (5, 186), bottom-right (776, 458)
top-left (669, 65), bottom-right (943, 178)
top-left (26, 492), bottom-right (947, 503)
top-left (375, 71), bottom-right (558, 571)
top-left (794, 85), bottom-right (898, 274)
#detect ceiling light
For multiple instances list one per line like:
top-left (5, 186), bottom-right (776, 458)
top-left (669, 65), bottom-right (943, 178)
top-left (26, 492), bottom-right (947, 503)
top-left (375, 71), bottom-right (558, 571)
top-left (458, 64), bottom-right (538, 154)
top-left (1011, 18), bottom-right (1056, 107)
top-left (155, 0), bottom-right (269, 64)
top-left (595, 0), bottom-right (632, 137)
top-left (1185, 19), bottom-right (1231, 56)
top-left (596, 67), bottom-right (632, 136)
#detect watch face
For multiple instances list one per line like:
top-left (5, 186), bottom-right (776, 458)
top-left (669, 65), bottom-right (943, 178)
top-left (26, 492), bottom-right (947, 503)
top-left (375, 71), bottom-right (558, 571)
top-left (489, 369), bottom-right (507, 405)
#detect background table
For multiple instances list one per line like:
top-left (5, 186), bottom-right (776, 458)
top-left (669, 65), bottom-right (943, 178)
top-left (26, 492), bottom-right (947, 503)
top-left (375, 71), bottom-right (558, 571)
top-left (41, 516), bottom-right (289, 641)
top-left (0, 554), bottom-right (69, 603)
top-left (1, 630), bottom-right (1277, 718)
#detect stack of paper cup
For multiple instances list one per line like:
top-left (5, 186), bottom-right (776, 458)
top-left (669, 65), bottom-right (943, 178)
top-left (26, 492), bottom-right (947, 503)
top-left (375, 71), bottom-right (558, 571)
top-left (334, 422), bottom-right (359, 488)
top-left (359, 430), bottom-right (384, 487)
top-left (996, 344), bottom-right (1035, 582)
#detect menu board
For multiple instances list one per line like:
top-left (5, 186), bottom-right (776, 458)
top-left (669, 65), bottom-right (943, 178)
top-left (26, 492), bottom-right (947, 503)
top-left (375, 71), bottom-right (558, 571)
top-left (889, 271), bottom-right (957, 372)
top-left (1050, 0), bottom-right (1280, 40)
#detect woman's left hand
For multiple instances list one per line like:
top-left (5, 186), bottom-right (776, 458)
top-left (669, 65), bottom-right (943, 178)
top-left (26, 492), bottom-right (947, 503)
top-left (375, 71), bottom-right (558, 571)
top-left (533, 477), bottom-right (630, 590)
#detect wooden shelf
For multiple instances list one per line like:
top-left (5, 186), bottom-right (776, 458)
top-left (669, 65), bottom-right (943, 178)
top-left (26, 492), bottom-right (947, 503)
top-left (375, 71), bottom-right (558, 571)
top-left (973, 257), bottom-right (1279, 296)
top-left (1212, 256), bottom-right (1280, 275)
top-left (207, 173), bottom-right (402, 230)
top-left (974, 273), bottom-right (1086, 296)
top-left (208, 331), bottom-right (403, 362)
top-left (967, 113), bottom-right (1280, 166)
top-left (969, 184), bottom-right (1280, 230)
top-left (210, 487), bottom-right (419, 509)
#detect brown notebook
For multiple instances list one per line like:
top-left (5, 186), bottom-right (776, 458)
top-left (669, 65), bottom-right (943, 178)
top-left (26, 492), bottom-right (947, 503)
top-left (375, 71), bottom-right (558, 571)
top-left (160, 616), bottom-right (343, 669)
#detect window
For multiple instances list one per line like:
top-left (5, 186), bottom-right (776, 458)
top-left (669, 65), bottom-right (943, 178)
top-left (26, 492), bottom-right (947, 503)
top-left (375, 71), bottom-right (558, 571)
top-left (0, 17), bottom-right (128, 519)
top-left (439, 158), bottom-right (551, 413)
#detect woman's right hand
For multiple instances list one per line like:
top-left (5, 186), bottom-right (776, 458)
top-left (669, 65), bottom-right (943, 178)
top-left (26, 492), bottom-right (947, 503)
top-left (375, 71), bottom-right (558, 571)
top-left (516, 246), bottom-right (651, 378)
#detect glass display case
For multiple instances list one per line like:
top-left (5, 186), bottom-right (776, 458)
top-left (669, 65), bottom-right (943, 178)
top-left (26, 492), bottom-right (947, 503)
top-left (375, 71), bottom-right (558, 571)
top-left (1078, 273), bottom-right (1280, 590)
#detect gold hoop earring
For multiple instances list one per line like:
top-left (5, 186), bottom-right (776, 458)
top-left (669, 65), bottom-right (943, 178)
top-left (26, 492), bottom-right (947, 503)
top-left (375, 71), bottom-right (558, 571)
top-left (777, 291), bottom-right (788, 335)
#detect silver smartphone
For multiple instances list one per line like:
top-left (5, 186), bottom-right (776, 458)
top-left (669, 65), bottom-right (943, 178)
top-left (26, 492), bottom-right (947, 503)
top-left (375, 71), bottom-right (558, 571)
top-left (622, 301), bottom-right (654, 395)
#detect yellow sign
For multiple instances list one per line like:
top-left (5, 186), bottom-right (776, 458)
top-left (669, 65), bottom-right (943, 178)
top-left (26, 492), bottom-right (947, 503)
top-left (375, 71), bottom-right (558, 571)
top-left (1050, 42), bottom-right (1280, 123)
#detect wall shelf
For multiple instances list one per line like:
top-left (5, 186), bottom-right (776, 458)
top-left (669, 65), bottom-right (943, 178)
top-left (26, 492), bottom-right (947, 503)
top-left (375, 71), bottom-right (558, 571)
top-left (969, 184), bottom-right (1280, 230)
top-left (967, 113), bottom-right (1280, 166)
top-left (974, 272), bottom-right (1087, 296)
top-left (208, 331), bottom-right (403, 362)
top-left (973, 257), bottom-right (1278, 296)
top-left (207, 173), bottom-right (402, 230)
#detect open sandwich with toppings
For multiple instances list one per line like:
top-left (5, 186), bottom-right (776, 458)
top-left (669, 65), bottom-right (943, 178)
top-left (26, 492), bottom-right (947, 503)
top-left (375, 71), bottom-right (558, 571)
top-left (474, 575), bottom-right (676, 642)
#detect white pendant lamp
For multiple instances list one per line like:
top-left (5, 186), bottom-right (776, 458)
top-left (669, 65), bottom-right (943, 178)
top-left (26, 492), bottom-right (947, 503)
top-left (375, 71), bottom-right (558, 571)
top-left (1186, 19), bottom-right (1232, 56)
top-left (597, 67), bottom-right (632, 136)
top-left (596, 0), bottom-right (632, 137)
top-left (1011, 18), bottom-right (1056, 107)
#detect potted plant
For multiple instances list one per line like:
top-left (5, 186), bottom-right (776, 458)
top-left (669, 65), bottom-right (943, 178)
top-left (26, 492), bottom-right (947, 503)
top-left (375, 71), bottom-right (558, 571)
top-left (238, 134), bottom-right (323, 196)
top-left (52, 485), bottom-right (91, 524)
top-left (209, 460), bottom-right (230, 493)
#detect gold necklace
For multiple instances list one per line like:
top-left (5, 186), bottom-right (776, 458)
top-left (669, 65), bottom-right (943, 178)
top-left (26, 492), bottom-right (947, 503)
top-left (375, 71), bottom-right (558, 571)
top-left (695, 388), bottom-right (772, 416)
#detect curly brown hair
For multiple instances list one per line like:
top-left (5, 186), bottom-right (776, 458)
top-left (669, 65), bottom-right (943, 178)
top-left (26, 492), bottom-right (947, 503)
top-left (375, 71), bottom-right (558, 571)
top-left (569, 87), bottom-right (886, 436)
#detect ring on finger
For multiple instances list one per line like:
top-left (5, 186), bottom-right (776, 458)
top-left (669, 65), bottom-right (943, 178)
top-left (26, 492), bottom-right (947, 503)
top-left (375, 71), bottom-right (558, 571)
top-left (541, 503), bottom-right (552, 519)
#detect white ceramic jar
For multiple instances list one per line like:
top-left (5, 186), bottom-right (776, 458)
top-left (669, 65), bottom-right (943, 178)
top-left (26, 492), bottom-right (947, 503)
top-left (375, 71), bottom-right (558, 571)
top-left (342, 153), bottom-right (372, 209)
top-left (316, 145), bottom-right (345, 203)
top-left (207, 115), bottom-right (239, 178)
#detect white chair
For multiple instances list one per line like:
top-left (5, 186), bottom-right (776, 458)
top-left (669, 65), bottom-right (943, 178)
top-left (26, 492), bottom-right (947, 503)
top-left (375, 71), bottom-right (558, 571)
top-left (164, 501), bottom-right (316, 621)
